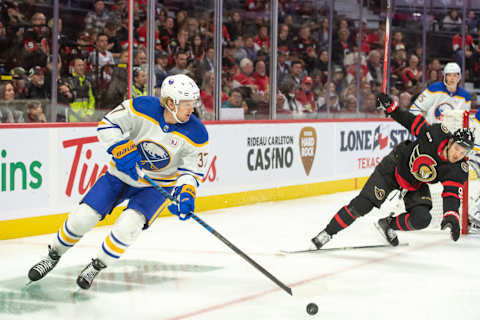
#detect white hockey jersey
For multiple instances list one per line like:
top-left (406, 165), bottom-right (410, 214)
top-left (97, 96), bottom-right (209, 190)
top-left (410, 81), bottom-right (471, 124)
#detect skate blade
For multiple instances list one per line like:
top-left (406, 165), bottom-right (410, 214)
top-left (374, 221), bottom-right (399, 247)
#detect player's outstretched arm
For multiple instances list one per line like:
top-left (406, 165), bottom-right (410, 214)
top-left (376, 93), bottom-right (430, 137)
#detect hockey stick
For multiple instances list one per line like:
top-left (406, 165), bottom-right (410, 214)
top-left (137, 169), bottom-right (293, 296)
top-left (382, 0), bottom-right (392, 93)
top-left (279, 242), bottom-right (409, 255)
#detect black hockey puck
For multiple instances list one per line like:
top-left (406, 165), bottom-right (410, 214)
top-left (306, 302), bottom-right (318, 315)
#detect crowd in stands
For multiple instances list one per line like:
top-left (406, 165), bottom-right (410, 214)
top-left (0, 0), bottom-right (479, 122)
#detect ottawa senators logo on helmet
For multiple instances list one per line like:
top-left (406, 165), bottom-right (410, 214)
top-left (409, 145), bottom-right (437, 182)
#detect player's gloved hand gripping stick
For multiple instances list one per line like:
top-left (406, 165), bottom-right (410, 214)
top-left (108, 139), bottom-right (142, 180)
top-left (136, 168), bottom-right (293, 296)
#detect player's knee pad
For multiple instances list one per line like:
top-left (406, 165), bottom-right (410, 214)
top-left (67, 203), bottom-right (102, 236)
top-left (111, 209), bottom-right (146, 245)
top-left (409, 205), bottom-right (432, 230)
top-left (348, 195), bottom-right (374, 217)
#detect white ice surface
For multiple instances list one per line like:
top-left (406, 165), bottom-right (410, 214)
top-left (1, 190), bottom-right (480, 320)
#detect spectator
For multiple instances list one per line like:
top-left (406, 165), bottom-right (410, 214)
top-left (103, 20), bottom-right (122, 60)
top-left (279, 78), bottom-right (303, 115)
top-left (317, 82), bottom-right (340, 111)
top-left (392, 31), bottom-right (406, 51)
top-left (316, 17), bottom-right (329, 51)
top-left (293, 25), bottom-right (317, 72)
top-left (296, 76), bottom-right (316, 112)
top-left (88, 33), bottom-right (115, 81)
top-left (343, 94), bottom-right (358, 113)
top-left (199, 71), bottom-right (228, 120)
top-left (366, 50), bottom-right (383, 84)
top-left (332, 28), bottom-right (352, 66)
top-left (253, 24), bottom-right (270, 50)
top-left (159, 17), bottom-right (175, 52)
top-left (226, 11), bottom-right (245, 41)
top-left (23, 12), bottom-right (49, 70)
top-left (253, 60), bottom-right (269, 94)
top-left (232, 36), bottom-right (248, 64)
top-left (168, 51), bottom-right (189, 75)
top-left (277, 50), bottom-right (290, 86)
top-left (361, 92), bottom-right (380, 114)
top-left (66, 58), bottom-right (95, 122)
top-left (0, 82), bottom-right (24, 123)
top-left (442, 8), bottom-right (462, 32)
top-left (222, 87), bottom-right (244, 111)
top-left (134, 50), bottom-right (147, 67)
top-left (398, 91), bottom-right (412, 111)
top-left (243, 36), bottom-right (258, 63)
top-left (190, 33), bottom-right (205, 62)
top-left (154, 50), bottom-right (170, 89)
top-left (232, 58), bottom-right (256, 88)
top-left (10, 67), bottom-right (28, 99)
top-left (402, 54), bottom-right (422, 93)
top-left (281, 59), bottom-right (304, 88)
top-left (391, 49), bottom-right (407, 86)
top-left (278, 23), bottom-right (292, 52)
top-left (26, 66), bottom-right (48, 100)
top-left (195, 46), bottom-right (214, 86)
top-left (130, 67), bottom-right (147, 98)
top-left (466, 9), bottom-right (479, 34)
top-left (26, 100), bottom-right (46, 122)
top-left (104, 50), bottom-right (128, 108)
top-left (84, 0), bottom-right (111, 34)
top-left (170, 29), bottom-right (191, 59)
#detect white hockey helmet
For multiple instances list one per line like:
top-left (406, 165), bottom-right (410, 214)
top-left (443, 62), bottom-right (461, 85)
top-left (160, 74), bottom-right (200, 123)
top-left (160, 74), bottom-right (200, 105)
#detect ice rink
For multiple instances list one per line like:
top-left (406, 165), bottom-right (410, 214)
top-left (1, 190), bottom-right (480, 320)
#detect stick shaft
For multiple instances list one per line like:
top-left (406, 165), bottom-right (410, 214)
top-left (140, 172), bottom-right (292, 296)
top-left (382, 0), bottom-right (392, 93)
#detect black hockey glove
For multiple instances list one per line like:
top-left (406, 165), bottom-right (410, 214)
top-left (375, 93), bottom-right (398, 116)
top-left (440, 211), bottom-right (460, 241)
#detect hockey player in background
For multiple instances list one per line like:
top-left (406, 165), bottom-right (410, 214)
top-left (28, 74), bottom-right (209, 289)
top-left (311, 93), bottom-right (474, 250)
top-left (409, 62), bottom-right (471, 123)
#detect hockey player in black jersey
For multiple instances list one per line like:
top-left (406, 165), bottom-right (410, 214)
top-left (311, 93), bottom-right (475, 249)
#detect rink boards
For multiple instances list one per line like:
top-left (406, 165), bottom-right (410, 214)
top-left (0, 118), bottom-right (409, 239)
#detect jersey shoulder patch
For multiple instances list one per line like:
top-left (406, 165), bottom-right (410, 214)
top-left (130, 96), bottom-right (162, 124)
top-left (173, 114), bottom-right (209, 146)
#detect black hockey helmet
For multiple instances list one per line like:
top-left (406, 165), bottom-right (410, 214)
top-left (451, 128), bottom-right (475, 151)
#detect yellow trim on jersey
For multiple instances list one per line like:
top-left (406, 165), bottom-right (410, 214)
top-left (171, 131), bottom-right (209, 147)
top-left (105, 235), bottom-right (126, 254)
top-left (148, 201), bottom-right (168, 226)
top-left (425, 89), bottom-right (470, 103)
top-left (98, 120), bottom-right (106, 125)
top-left (129, 99), bottom-right (160, 126)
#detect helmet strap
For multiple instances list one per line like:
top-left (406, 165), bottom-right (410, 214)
top-left (165, 99), bottom-right (186, 124)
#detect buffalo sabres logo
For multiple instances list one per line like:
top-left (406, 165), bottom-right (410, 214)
top-left (138, 140), bottom-right (171, 170)
top-left (434, 103), bottom-right (454, 120)
top-left (374, 186), bottom-right (386, 201)
top-left (409, 145), bottom-right (437, 182)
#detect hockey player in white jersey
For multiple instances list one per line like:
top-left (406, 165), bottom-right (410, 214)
top-left (410, 62), bottom-right (471, 123)
top-left (28, 74), bottom-right (209, 289)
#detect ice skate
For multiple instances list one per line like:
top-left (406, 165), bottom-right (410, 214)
top-left (28, 245), bottom-right (61, 281)
top-left (375, 216), bottom-right (399, 246)
top-left (310, 230), bottom-right (332, 250)
top-left (76, 258), bottom-right (107, 290)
